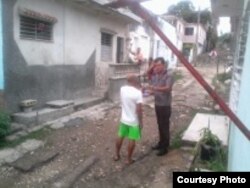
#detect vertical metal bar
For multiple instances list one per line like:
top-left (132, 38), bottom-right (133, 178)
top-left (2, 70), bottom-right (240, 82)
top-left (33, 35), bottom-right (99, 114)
top-left (110, 1), bottom-right (250, 140)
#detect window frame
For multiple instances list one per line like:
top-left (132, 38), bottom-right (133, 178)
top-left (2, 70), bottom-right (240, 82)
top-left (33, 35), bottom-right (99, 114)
top-left (19, 15), bottom-right (54, 42)
top-left (185, 27), bottom-right (194, 36)
top-left (101, 32), bottom-right (113, 62)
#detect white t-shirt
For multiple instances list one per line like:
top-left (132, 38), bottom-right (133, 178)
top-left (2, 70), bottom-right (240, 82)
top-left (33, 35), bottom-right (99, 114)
top-left (120, 85), bottom-right (143, 126)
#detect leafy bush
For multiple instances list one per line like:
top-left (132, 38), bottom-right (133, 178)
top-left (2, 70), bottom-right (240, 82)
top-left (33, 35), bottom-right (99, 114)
top-left (0, 111), bottom-right (11, 140)
top-left (216, 72), bottom-right (232, 84)
top-left (201, 127), bottom-right (222, 147)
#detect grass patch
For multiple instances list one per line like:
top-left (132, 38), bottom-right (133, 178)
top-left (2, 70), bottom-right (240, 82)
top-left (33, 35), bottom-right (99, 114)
top-left (0, 127), bottom-right (52, 149)
top-left (170, 127), bottom-right (187, 149)
top-left (173, 71), bottom-right (183, 82)
top-left (170, 109), bottom-right (198, 149)
top-left (212, 72), bottom-right (232, 86)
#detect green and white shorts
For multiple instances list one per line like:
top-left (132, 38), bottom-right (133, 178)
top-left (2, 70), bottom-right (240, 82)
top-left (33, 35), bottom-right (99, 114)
top-left (118, 122), bottom-right (141, 141)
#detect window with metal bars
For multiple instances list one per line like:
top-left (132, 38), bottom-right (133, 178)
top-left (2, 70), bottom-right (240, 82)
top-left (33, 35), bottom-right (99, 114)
top-left (20, 15), bottom-right (53, 41)
top-left (185, 27), bottom-right (194, 36)
top-left (101, 32), bottom-right (113, 61)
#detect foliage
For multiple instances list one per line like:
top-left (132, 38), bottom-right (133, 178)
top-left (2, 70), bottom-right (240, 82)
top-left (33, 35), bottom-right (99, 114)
top-left (168, 0), bottom-right (212, 25)
top-left (167, 0), bottom-right (216, 52)
top-left (201, 127), bottom-right (221, 147)
top-left (217, 72), bottom-right (232, 83)
top-left (0, 111), bottom-right (11, 140)
top-left (206, 27), bottom-right (218, 51)
top-left (0, 127), bottom-right (52, 149)
top-left (213, 72), bottom-right (232, 86)
top-left (218, 33), bottom-right (232, 46)
top-left (170, 127), bottom-right (186, 149)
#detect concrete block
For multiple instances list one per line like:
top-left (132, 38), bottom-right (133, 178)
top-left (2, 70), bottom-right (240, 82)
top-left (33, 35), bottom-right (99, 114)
top-left (182, 113), bottom-right (229, 146)
top-left (20, 99), bottom-right (37, 107)
top-left (13, 106), bottom-right (74, 126)
top-left (0, 149), bottom-right (22, 165)
top-left (16, 139), bottom-right (44, 154)
top-left (46, 100), bottom-right (74, 108)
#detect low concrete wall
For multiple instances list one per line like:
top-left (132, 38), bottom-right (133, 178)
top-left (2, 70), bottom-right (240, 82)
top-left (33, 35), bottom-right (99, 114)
top-left (108, 77), bottom-right (127, 102)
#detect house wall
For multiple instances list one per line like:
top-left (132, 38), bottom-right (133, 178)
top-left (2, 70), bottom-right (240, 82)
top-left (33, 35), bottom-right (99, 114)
top-left (3, 0), bottom-right (128, 112)
top-left (183, 25), bottom-right (206, 47)
top-left (228, 0), bottom-right (250, 171)
top-left (153, 18), bottom-right (178, 69)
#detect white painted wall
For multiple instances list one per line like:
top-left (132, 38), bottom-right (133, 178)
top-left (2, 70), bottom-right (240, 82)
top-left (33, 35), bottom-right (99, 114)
top-left (129, 25), bottom-right (151, 60)
top-left (183, 24), bottom-right (206, 48)
top-left (13, 0), bottom-right (130, 88)
top-left (14, 0), bottom-right (128, 66)
top-left (153, 18), bottom-right (178, 69)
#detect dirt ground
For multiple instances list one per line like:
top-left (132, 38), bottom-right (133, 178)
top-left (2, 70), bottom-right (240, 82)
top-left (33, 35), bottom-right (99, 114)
top-left (0, 63), bottom-right (221, 188)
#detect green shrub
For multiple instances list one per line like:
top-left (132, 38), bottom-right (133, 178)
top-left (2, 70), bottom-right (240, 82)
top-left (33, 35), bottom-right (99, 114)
top-left (0, 111), bottom-right (11, 140)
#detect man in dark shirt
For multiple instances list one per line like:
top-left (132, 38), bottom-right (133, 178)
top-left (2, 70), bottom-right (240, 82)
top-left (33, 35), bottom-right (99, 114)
top-left (146, 57), bottom-right (174, 156)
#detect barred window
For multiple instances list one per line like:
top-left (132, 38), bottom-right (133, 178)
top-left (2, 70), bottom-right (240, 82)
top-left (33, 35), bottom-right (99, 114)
top-left (185, 27), bottom-right (194, 36)
top-left (101, 32), bottom-right (113, 61)
top-left (20, 15), bottom-right (53, 41)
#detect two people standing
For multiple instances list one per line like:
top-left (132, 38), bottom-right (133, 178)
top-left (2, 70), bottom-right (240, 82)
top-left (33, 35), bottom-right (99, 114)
top-left (114, 57), bottom-right (174, 164)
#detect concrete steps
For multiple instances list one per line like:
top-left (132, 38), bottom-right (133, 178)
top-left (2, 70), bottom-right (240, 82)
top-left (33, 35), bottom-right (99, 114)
top-left (12, 96), bottom-right (106, 127)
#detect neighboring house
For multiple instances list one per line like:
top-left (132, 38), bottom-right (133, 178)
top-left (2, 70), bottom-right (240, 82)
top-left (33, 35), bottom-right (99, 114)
top-left (162, 15), bottom-right (184, 52)
top-left (183, 23), bottom-right (206, 60)
top-left (1, 0), bottom-right (139, 112)
top-left (211, 0), bottom-right (250, 171)
top-left (128, 15), bottom-right (179, 70)
top-left (164, 15), bottom-right (207, 62)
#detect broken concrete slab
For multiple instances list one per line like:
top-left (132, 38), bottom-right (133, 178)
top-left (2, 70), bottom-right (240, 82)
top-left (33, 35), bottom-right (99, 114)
top-left (64, 117), bottom-right (84, 127)
top-left (6, 130), bottom-right (29, 141)
top-left (16, 139), bottom-right (44, 154)
top-left (0, 149), bottom-right (22, 165)
top-left (52, 156), bottom-right (98, 188)
top-left (9, 123), bottom-right (26, 134)
top-left (182, 113), bottom-right (229, 146)
top-left (13, 106), bottom-right (74, 126)
top-left (46, 100), bottom-right (74, 108)
top-left (51, 122), bottom-right (65, 130)
top-left (10, 150), bottom-right (59, 172)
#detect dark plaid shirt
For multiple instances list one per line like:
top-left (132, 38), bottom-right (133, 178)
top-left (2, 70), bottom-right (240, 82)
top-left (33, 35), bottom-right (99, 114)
top-left (151, 71), bottom-right (174, 106)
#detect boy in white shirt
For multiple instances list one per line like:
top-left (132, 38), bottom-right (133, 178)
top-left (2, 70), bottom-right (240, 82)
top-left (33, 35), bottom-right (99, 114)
top-left (114, 74), bottom-right (143, 165)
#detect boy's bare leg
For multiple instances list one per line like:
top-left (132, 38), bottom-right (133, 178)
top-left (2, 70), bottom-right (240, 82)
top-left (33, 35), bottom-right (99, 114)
top-left (114, 137), bottom-right (124, 161)
top-left (126, 140), bottom-right (136, 164)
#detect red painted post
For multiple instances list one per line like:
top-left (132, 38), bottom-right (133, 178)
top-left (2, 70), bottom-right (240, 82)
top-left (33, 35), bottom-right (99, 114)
top-left (106, 0), bottom-right (250, 141)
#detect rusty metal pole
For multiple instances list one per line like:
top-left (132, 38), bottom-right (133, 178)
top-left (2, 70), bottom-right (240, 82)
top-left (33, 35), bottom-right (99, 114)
top-left (106, 0), bottom-right (250, 141)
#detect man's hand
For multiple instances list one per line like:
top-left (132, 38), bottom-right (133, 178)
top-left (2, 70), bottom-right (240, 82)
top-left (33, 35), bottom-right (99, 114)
top-left (145, 85), bottom-right (154, 91)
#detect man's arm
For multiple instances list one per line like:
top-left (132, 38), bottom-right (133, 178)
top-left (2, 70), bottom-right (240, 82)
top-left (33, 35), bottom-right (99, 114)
top-left (147, 75), bottom-right (173, 93)
top-left (148, 85), bottom-right (171, 92)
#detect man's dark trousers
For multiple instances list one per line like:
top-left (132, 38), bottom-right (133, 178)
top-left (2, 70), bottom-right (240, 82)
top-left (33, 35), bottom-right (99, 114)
top-left (155, 105), bottom-right (171, 150)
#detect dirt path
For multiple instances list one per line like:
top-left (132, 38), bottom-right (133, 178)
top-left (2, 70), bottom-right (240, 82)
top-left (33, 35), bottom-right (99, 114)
top-left (0, 64), bottom-right (219, 188)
